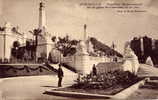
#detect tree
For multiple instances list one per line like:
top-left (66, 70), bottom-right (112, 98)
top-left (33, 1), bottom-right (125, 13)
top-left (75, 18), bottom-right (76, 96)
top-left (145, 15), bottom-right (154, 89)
top-left (26, 40), bottom-right (31, 51)
top-left (52, 35), bottom-right (79, 57)
top-left (90, 37), bottom-right (123, 57)
top-left (130, 37), bottom-right (142, 63)
top-left (17, 47), bottom-right (25, 60)
top-left (25, 40), bottom-right (35, 61)
top-left (0, 27), bottom-right (5, 31)
top-left (130, 36), bottom-right (153, 63)
top-left (11, 41), bottom-right (20, 61)
top-left (29, 28), bottom-right (42, 61)
top-left (12, 26), bottom-right (19, 33)
top-left (13, 41), bottom-right (20, 49)
top-left (51, 36), bottom-right (56, 42)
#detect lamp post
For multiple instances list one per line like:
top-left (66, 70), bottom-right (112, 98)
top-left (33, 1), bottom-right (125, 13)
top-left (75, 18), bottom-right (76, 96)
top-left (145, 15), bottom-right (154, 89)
top-left (84, 24), bottom-right (87, 42)
top-left (58, 46), bottom-right (62, 64)
top-left (112, 42), bottom-right (117, 62)
top-left (3, 33), bottom-right (6, 62)
top-left (140, 37), bottom-right (144, 56)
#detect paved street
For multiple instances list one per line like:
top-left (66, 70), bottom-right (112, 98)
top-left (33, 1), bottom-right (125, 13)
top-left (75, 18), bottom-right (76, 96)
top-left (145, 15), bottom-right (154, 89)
top-left (0, 75), bottom-right (73, 100)
top-left (0, 65), bottom-right (80, 100)
top-left (0, 75), bottom-right (107, 100)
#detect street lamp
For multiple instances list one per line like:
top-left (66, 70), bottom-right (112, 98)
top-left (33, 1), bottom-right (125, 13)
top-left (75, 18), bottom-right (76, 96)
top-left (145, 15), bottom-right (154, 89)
top-left (3, 33), bottom-right (6, 63)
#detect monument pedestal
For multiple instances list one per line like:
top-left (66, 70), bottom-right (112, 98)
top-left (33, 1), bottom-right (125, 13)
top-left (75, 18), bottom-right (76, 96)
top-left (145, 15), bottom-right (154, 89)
top-left (36, 33), bottom-right (53, 60)
top-left (75, 53), bottom-right (92, 74)
top-left (122, 43), bottom-right (140, 75)
top-left (74, 40), bottom-right (92, 75)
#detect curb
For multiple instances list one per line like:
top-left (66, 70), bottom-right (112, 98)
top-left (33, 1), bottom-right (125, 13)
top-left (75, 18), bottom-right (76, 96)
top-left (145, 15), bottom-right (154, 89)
top-left (45, 89), bottom-right (112, 99)
top-left (112, 78), bottom-right (149, 99)
top-left (45, 78), bottom-right (149, 99)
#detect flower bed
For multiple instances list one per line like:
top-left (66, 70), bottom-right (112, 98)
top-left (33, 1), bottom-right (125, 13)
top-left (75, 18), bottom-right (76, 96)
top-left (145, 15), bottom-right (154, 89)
top-left (54, 70), bottom-right (142, 95)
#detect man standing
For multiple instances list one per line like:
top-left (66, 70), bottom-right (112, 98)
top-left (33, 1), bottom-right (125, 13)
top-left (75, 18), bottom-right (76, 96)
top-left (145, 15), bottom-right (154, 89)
top-left (58, 64), bottom-right (64, 87)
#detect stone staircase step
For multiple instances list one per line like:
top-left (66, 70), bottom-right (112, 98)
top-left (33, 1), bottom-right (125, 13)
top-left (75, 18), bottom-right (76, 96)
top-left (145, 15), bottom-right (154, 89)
top-left (150, 77), bottom-right (158, 80)
top-left (140, 77), bottom-right (158, 89)
top-left (140, 84), bottom-right (158, 89)
top-left (145, 81), bottom-right (158, 86)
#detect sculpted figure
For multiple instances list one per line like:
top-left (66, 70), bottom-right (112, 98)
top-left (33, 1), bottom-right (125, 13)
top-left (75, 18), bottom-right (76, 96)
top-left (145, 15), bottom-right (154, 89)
top-left (122, 42), bottom-right (140, 75)
top-left (76, 41), bottom-right (88, 54)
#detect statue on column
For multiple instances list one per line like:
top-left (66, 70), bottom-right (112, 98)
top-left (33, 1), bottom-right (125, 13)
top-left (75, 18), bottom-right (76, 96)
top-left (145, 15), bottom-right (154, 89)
top-left (122, 41), bottom-right (140, 75)
top-left (76, 24), bottom-right (89, 55)
top-left (76, 41), bottom-right (88, 55)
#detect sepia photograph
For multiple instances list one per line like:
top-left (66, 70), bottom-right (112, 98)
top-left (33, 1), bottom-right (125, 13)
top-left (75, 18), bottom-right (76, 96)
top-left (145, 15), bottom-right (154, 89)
top-left (0, 0), bottom-right (158, 99)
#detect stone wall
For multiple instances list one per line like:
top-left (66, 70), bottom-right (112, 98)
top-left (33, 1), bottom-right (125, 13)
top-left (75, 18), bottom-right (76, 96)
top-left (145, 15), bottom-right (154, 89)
top-left (61, 54), bottom-right (109, 74)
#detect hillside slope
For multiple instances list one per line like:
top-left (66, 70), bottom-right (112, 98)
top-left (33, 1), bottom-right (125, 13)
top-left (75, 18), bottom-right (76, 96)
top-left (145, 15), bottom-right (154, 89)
top-left (90, 37), bottom-right (123, 57)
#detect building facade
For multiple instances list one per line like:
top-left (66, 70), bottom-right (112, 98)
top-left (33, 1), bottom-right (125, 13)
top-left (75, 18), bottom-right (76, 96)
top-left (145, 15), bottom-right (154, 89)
top-left (0, 22), bottom-right (26, 62)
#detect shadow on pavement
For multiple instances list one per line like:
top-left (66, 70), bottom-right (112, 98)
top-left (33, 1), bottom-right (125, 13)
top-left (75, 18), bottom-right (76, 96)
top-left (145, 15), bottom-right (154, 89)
top-left (41, 86), bottom-right (58, 88)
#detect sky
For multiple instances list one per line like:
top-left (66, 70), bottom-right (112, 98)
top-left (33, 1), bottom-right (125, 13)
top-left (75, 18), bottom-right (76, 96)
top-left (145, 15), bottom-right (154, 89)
top-left (0, 0), bottom-right (158, 53)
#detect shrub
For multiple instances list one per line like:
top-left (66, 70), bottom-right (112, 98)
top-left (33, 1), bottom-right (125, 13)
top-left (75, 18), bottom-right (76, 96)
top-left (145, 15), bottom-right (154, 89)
top-left (71, 70), bottom-right (140, 89)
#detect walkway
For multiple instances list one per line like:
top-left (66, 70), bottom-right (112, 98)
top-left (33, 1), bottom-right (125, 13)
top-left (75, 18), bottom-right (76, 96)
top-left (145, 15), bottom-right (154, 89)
top-left (128, 77), bottom-right (158, 99)
top-left (138, 64), bottom-right (158, 77)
